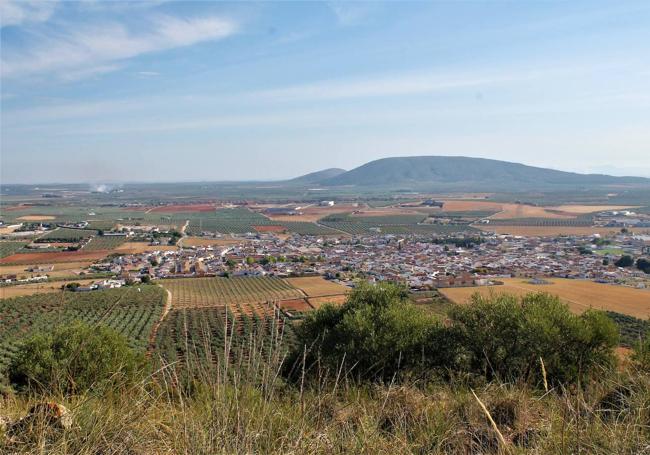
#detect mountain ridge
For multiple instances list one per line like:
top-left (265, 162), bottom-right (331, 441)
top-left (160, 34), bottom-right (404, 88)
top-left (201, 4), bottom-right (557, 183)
top-left (313, 156), bottom-right (649, 190)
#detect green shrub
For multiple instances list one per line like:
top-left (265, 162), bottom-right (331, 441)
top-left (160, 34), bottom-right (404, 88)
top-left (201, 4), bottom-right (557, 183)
top-left (291, 284), bottom-right (618, 387)
top-left (292, 281), bottom-right (438, 380)
top-left (449, 292), bottom-right (618, 385)
top-left (8, 321), bottom-right (145, 394)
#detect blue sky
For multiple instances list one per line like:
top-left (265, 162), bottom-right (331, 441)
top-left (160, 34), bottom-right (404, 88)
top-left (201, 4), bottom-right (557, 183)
top-left (1, 0), bottom-right (649, 183)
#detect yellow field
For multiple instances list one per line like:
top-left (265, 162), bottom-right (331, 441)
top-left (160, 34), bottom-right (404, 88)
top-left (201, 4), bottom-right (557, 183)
top-left (115, 242), bottom-right (179, 254)
top-left (286, 276), bottom-right (350, 297)
top-left (180, 237), bottom-right (243, 247)
top-left (0, 261), bottom-right (94, 278)
top-left (476, 225), bottom-right (650, 237)
top-left (0, 279), bottom-right (97, 298)
top-left (439, 278), bottom-right (650, 319)
top-left (546, 205), bottom-right (639, 214)
top-left (16, 215), bottom-right (56, 221)
top-left (308, 294), bottom-right (348, 308)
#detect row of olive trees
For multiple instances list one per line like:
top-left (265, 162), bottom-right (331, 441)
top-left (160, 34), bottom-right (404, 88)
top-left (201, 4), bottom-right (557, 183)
top-left (288, 282), bottom-right (623, 387)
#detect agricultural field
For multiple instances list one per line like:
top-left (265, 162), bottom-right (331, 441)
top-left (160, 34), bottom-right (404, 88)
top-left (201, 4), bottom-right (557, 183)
top-left (0, 279), bottom-right (97, 298)
top-left (475, 225), bottom-right (650, 237)
top-left (0, 250), bottom-right (113, 265)
top-left (115, 242), bottom-right (179, 254)
top-left (185, 208), bottom-right (272, 234)
top-left (82, 235), bottom-right (126, 251)
top-left (0, 286), bottom-right (166, 372)
top-left (439, 278), bottom-right (650, 319)
top-left (0, 261), bottom-right (94, 279)
top-left (37, 228), bottom-right (97, 242)
top-left (154, 305), bottom-right (293, 371)
top-left (179, 237), bottom-right (243, 247)
top-left (0, 241), bottom-right (27, 259)
top-left (319, 213), bottom-right (476, 235)
top-left (160, 276), bottom-right (304, 309)
top-left (286, 276), bottom-right (350, 297)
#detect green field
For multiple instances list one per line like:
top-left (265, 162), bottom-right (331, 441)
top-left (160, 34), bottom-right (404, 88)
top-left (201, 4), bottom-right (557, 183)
top-left (0, 286), bottom-right (166, 373)
top-left (318, 213), bottom-right (476, 235)
top-left (0, 241), bottom-right (28, 259)
top-left (160, 276), bottom-right (303, 308)
top-left (37, 227), bottom-right (97, 242)
top-left (82, 235), bottom-right (127, 251)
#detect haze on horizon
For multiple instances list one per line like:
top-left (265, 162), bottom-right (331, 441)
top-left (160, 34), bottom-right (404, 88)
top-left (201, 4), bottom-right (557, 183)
top-left (1, 0), bottom-right (649, 184)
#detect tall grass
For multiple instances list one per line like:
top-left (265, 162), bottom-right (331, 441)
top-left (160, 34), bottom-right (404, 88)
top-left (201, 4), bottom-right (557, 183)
top-left (2, 319), bottom-right (649, 454)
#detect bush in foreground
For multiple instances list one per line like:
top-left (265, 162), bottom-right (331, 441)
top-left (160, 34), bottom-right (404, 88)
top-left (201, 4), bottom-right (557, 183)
top-left (8, 321), bottom-right (145, 395)
top-left (450, 292), bottom-right (619, 385)
top-left (291, 283), bottom-right (618, 386)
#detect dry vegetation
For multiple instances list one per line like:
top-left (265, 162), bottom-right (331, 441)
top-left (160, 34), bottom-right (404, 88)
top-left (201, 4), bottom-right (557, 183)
top-left (439, 278), bottom-right (650, 319)
top-left (0, 279), bottom-right (97, 298)
top-left (0, 261), bottom-right (93, 279)
top-left (476, 225), bottom-right (650, 237)
top-left (0, 250), bottom-right (112, 265)
top-left (286, 276), bottom-right (350, 297)
top-left (114, 242), bottom-right (178, 254)
top-left (179, 236), bottom-right (243, 247)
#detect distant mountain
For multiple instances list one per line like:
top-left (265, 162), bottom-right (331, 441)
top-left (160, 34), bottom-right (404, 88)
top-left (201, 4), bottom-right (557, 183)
top-left (289, 168), bottom-right (347, 184)
top-left (320, 156), bottom-right (650, 190)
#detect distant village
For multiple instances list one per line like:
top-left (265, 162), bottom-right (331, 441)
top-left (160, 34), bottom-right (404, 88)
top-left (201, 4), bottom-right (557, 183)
top-left (6, 229), bottom-right (644, 293)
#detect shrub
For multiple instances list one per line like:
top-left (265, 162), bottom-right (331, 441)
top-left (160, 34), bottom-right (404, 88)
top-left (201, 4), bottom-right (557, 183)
top-left (615, 255), bottom-right (634, 267)
top-left (292, 281), bottom-right (438, 380)
top-left (290, 284), bottom-right (618, 387)
top-left (8, 321), bottom-right (145, 394)
top-left (449, 292), bottom-right (618, 385)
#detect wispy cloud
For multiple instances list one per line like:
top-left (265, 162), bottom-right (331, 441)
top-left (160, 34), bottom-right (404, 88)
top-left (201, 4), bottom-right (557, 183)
top-left (0, 0), bottom-right (57, 28)
top-left (1, 14), bottom-right (238, 80)
top-left (327, 1), bottom-right (377, 26)
top-left (251, 64), bottom-right (606, 103)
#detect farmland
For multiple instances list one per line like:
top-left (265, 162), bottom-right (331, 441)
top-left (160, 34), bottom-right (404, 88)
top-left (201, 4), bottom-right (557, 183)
top-left (286, 276), bottom-right (350, 297)
top-left (160, 276), bottom-right (304, 309)
top-left (38, 228), bottom-right (96, 242)
top-left (0, 250), bottom-right (113, 265)
top-left (0, 286), bottom-right (166, 373)
top-left (154, 305), bottom-right (292, 371)
top-left (0, 279), bottom-right (97, 298)
top-left (82, 235), bottom-right (126, 251)
top-left (0, 242), bottom-right (27, 259)
top-left (476, 225), bottom-right (650, 237)
top-left (318, 213), bottom-right (477, 235)
top-left (439, 278), bottom-right (650, 319)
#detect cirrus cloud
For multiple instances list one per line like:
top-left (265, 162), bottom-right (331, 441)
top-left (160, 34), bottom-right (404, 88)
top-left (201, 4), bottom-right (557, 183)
top-left (1, 14), bottom-right (238, 80)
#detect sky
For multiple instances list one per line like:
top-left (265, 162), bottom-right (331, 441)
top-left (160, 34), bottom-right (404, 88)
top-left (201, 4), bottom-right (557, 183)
top-left (1, 0), bottom-right (650, 184)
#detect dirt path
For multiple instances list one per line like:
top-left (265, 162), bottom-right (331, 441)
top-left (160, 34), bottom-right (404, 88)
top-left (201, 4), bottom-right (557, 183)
top-left (147, 287), bottom-right (173, 355)
top-left (177, 220), bottom-right (190, 247)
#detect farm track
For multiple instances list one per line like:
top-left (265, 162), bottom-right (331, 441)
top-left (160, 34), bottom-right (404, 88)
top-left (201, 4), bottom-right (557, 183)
top-left (148, 288), bottom-right (173, 356)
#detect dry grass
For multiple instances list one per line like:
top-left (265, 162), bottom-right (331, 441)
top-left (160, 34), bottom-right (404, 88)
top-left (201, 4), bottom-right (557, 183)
top-left (1, 347), bottom-right (648, 455)
top-left (0, 250), bottom-right (112, 265)
top-left (546, 205), bottom-right (640, 214)
top-left (286, 276), bottom-right (350, 297)
top-left (15, 215), bottom-right (57, 221)
top-left (114, 242), bottom-right (179, 254)
top-left (180, 236), bottom-right (243, 247)
top-left (0, 279), bottom-right (97, 298)
top-left (439, 278), bottom-right (650, 319)
top-left (0, 261), bottom-right (94, 278)
top-left (475, 225), bottom-right (650, 236)
top-left (308, 294), bottom-right (348, 308)
top-left (265, 204), bottom-right (361, 222)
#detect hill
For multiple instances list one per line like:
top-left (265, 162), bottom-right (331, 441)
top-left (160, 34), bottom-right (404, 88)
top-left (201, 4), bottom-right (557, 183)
top-left (288, 168), bottom-right (346, 184)
top-left (320, 156), bottom-right (650, 190)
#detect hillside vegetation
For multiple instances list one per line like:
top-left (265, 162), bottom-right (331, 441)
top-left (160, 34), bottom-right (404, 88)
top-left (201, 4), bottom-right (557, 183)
top-left (1, 284), bottom-right (649, 454)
